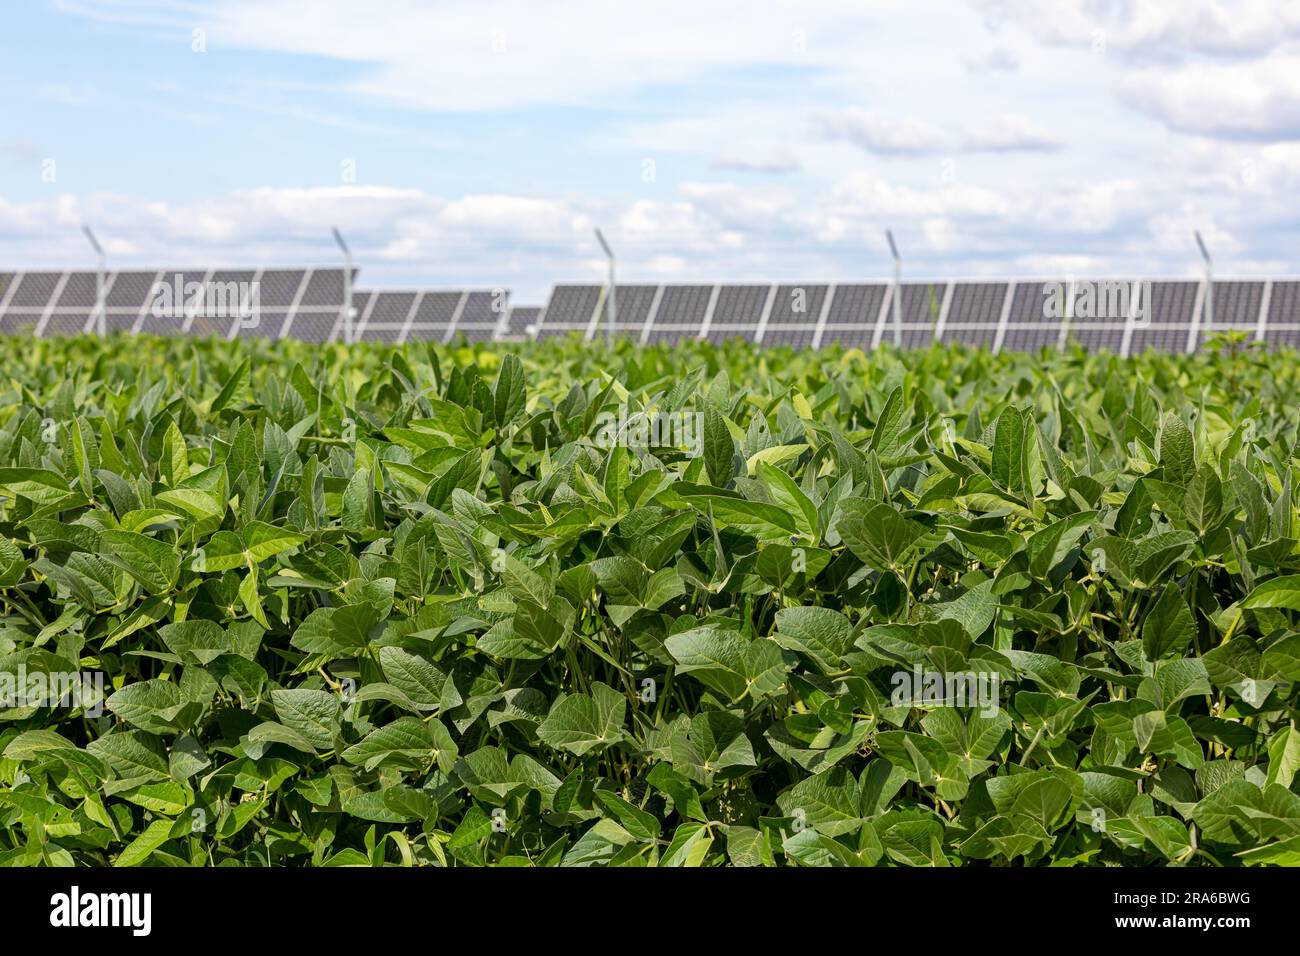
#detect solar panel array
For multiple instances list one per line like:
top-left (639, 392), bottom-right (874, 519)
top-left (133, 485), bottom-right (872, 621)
top-left (2, 272), bottom-right (1298, 352)
top-left (524, 278), bottom-right (1300, 354)
top-left (0, 268), bottom-right (354, 340)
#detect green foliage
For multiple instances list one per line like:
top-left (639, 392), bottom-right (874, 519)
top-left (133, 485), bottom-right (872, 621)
top-left (0, 332), bottom-right (1298, 867)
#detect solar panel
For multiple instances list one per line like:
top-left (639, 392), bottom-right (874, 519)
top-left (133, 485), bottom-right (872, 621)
top-left (354, 291), bottom-right (413, 342)
top-left (891, 283), bottom-right (945, 348)
top-left (36, 272), bottom-right (102, 336)
top-left (1127, 281), bottom-right (1197, 353)
top-left (1190, 280), bottom-right (1264, 350)
top-left (644, 285), bottom-right (712, 343)
top-left (822, 284), bottom-right (887, 324)
top-left (1000, 326), bottom-right (1059, 351)
top-left (135, 271), bottom-right (202, 336)
top-left (403, 291), bottom-right (462, 342)
top-left (942, 282), bottom-right (1006, 347)
top-left (591, 284), bottom-right (657, 340)
top-left (451, 290), bottom-right (509, 343)
top-left (208, 270), bottom-right (261, 338)
top-left (98, 270), bottom-right (157, 334)
top-left (0, 272), bottom-right (60, 334)
top-left (811, 284), bottom-right (885, 349)
top-left (1006, 281), bottom-right (1057, 325)
top-left (704, 284), bottom-right (770, 342)
top-left (504, 306), bottom-right (541, 338)
top-left (536, 285), bottom-right (600, 340)
top-left (760, 284), bottom-right (825, 346)
top-left (1057, 280), bottom-right (1136, 353)
top-left (1265, 281), bottom-right (1300, 349)
top-left (299, 270), bottom-right (349, 307)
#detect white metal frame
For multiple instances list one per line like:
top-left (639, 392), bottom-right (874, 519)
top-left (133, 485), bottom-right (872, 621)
top-left (1119, 280), bottom-right (1143, 358)
top-left (275, 269), bottom-right (314, 340)
top-left (933, 282), bottom-right (955, 342)
top-left (990, 282), bottom-right (1017, 355)
top-left (1186, 279), bottom-right (1207, 354)
top-left (752, 284), bottom-right (778, 344)
top-left (442, 290), bottom-right (471, 344)
top-left (870, 284), bottom-right (894, 350)
top-left (1256, 281), bottom-right (1273, 342)
top-left (696, 285), bottom-right (722, 340)
top-left (397, 291), bottom-right (425, 345)
top-left (810, 284), bottom-right (837, 350)
top-left (639, 284), bottom-right (666, 345)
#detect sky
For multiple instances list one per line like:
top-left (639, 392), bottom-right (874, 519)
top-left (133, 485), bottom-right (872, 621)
top-left (2, 0), bottom-right (1299, 302)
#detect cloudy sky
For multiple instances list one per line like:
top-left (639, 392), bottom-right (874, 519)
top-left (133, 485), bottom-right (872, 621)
top-left (3, 0), bottom-right (1298, 301)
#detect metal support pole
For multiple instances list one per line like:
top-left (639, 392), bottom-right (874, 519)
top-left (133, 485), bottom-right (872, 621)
top-left (83, 226), bottom-right (106, 335)
top-left (332, 227), bottom-right (354, 345)
top-left (886, 229), bottom-right (901, 347)
top-left (1195, 230), bottom-right (1213, 335)
top-left (595, 228), bottom-right (616, 346)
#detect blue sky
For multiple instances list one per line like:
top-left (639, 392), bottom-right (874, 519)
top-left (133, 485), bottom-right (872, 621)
top-left (3, 0), bottom-right (1299, 302)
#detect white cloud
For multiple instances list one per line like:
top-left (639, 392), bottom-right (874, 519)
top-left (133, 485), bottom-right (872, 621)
top-left (710, 150), bottom-right (801, 174)
top-left (965, 47), bottom-right (1020, 73)
top-left (816, 109), bottom-right (1060, 155)
top-left (973, 0), bottom-right (1300, 58)
top-left (959, 114), bottom-right (1061, 152)
top-left (1122, 57), bottom-right (1300, 141)
top-left (814, 109), bottom-right (949, 156)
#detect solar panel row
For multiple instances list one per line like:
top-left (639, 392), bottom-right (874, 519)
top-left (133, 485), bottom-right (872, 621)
top-left (0, 268), bottom-right (354, 340)
top-left (2, 273), bottom-right (1298, 351)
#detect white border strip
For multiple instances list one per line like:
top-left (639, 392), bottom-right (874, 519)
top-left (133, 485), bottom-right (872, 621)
top-left (397, 291), bottom-right (424, 345)
top-left (753, 284), bottom-right (778, 344)
top-left (639, 284), bottom-right (665, 345)
top-left (810, 284), bottom-right (836, 350)
top-left (696, 284), bottom-right (721, 340)
top-left (991, 282), bottom-right (1017, 355)
top-left (1256, 280), bottom-right (1272, 342)
top-left (275, 269), bottom-right (313, 340)
top-left (442, 290), bottom-right (469, 344)
top-left (1186, 279), bottom-right (1206, 354)
top-left (933, 282), bottom-right (954, 342)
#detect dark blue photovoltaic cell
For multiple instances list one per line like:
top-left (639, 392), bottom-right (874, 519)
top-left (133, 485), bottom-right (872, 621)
top-left (1129, 325), bottom-right (1190, 353)
top-left (708, 285), bottom-right (769, 330)
top-left (455, 290), bottom-right (511, 343)
top-left (818, 324), bottom-right (875, 349)
top-left (942, 282), bottom-right (1005, 347)
top-left (1000, 326), bottom-right (1058, 351)
top-left (823, 284), bottom-right (887, 325)
top-left (402, 291), bottom-right (463, 341)
top-left (1264, 281), bottom-right (1300, 350)
top-left (894, 284), bottom-right (944, 348)
top-left (360, 292), bottom-right (416, 342)
top-left (1189, 280), bottom-right (1263, 350)
top-left (591, 285), bottom-right (656, 339)
top-left (652, 286), bottom-right (713, 327)
top-left (1068, 327), bottom-right (1126, 352)
top-left (506, 307), bottom-right (541, 337)
top-left (761, 325), bottom-right (819, 348)
top-left (537, 285), bottom-right (600, 338)
top-left (767, 284), bottom-right (827, 326)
